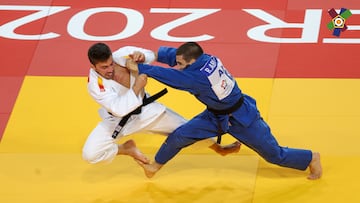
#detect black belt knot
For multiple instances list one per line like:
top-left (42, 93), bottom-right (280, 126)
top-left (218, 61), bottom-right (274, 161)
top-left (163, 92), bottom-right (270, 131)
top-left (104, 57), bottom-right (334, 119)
top-left (207, 96), bottom-right (244, 144)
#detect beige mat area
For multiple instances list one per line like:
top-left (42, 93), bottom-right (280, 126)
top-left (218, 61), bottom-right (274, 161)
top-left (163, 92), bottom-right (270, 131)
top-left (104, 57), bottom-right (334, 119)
top-left (1, 76), bottom-right (360, 202)
top-left (0, 153), bottom-right (258, 203)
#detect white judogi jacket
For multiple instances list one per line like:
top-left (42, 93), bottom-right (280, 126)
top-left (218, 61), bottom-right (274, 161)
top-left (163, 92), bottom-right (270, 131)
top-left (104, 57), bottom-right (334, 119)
top-left (83, 46), bottom-right (185, 164)
top-left (87, 46), bottom-right (166, 136)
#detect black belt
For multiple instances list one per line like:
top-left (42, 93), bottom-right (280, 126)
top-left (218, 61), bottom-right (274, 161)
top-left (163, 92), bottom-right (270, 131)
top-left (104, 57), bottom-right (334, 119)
top-left (111, 88), bottom-right (168, 139)
top-left (207, 96), bottom-right (244, 115)
top-left (207, 96), bottom-right (244, 144)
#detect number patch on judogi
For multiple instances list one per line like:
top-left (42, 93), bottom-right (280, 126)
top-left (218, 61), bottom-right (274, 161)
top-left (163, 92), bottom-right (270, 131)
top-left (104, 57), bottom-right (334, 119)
top-left (200, 57), bottom-right (235, 100)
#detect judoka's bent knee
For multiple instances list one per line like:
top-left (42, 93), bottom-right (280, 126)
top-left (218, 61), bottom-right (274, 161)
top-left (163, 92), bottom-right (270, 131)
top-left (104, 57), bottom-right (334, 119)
top-left (82, 144), bottom-right (118, 164)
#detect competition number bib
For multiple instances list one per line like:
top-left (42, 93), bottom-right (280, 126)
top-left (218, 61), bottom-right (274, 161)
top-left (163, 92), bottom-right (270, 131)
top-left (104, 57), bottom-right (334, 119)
top-left (200, 57), bottom-right (235, 100)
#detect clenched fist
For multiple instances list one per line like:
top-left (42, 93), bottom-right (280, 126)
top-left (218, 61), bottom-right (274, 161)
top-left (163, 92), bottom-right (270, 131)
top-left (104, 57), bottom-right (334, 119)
top-left (126, 59), bottom-right (139, 72)
top-left (129, 51), bottom-right (145, 63)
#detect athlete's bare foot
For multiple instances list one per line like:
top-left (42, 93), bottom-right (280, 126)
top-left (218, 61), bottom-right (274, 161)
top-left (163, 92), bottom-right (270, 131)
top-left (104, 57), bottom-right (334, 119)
top-left (209, 141), bottom-right (241, 156)
top-left (135, 160), bottom-right (163, 178)
top-left (308, 152), bottom-right (322, 180)
top-left (118, 139), bottom-right (150, 164)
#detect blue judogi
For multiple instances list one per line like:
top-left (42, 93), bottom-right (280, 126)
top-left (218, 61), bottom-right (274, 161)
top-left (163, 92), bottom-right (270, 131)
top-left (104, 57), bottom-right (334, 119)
top-left (138, 46), bottom-right (312, 171)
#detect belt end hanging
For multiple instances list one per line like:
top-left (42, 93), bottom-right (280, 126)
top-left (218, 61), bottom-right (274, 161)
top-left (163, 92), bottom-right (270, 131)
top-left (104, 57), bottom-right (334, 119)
top-left (216, 135), bottom-right (222, 144)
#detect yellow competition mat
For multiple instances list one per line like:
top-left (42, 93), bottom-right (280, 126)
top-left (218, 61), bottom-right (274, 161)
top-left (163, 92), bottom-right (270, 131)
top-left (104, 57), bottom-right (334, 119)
top-left (1, 76), bottom-right (360, 203)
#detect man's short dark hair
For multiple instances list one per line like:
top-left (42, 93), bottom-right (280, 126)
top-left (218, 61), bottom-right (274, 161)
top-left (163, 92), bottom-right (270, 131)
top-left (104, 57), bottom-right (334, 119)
top-left (176, 42), bottom-right (204, 62)
top-left (88, 42), bottom-right (112, 65)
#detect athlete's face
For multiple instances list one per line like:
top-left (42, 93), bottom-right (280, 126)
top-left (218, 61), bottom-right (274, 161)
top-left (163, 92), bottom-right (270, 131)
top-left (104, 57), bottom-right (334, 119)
top-left (175, 55), bottom-right (195, 70)
top-left (92, 56), bottom-right (115, 79)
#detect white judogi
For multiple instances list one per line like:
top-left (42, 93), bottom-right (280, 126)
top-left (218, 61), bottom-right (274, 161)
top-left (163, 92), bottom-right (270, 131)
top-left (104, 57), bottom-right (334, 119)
top-left (82, 46), bottom-right (186, 164)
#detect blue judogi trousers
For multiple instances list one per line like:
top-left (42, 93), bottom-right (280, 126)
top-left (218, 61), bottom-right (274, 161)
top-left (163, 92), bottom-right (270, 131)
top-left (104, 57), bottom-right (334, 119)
top-left (155, 109), bottom-right (312, 171)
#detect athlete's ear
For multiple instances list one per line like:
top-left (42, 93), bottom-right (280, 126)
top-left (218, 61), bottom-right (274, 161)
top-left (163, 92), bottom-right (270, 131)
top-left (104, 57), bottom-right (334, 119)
top-left (90, 64), bottom-right (96, 70)
top-left (189, 58), bottom-right (196, 65)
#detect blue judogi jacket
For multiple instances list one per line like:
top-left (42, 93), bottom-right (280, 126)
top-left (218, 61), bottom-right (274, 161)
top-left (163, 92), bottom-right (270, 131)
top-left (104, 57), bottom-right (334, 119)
top-left (138, 46), bottom-right (259, 136)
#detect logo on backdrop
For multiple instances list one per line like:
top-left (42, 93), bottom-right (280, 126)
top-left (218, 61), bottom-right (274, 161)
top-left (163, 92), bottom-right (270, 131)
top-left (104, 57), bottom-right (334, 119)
top-left (327, 8), bottom-right (352, 37)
